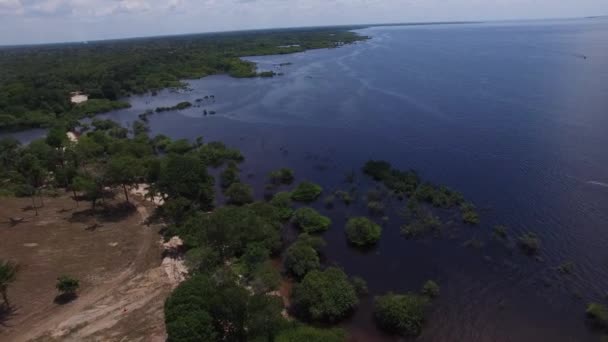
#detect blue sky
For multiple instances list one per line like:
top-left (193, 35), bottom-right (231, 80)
top-left (0, 0), bottom-right (606, 45)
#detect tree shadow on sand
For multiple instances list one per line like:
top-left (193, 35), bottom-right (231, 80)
top-left (53, 293), bottom-right (78, 305)
top-left (69, 202), bottom-right (137, 225)
top-left (0, 304), bottom-right (18, 328)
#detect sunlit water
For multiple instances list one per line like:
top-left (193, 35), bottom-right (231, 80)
top-left (6, 18), bottom-right (608, 341)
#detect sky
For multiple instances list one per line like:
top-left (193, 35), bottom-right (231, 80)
top-left (0, 0), bottom-right (606, 45)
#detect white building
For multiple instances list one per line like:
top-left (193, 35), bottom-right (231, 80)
top-left (70, 92), bottom-right (88, 104)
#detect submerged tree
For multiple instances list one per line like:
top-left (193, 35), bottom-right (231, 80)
top-left (345, 217), bottom-right (382, 247)
top-left (373, 292), bottom-right (430, 336)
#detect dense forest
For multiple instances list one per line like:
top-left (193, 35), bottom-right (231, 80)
top-left (0, 28), bottom-right (366, 130)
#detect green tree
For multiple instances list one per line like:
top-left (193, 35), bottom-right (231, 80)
top-left (157, 154), bottom-right (214, 210)
top-left (220, 162), bottom-right (240, 189)
top-left (421, 280), bottom-right (440, 298)
top-left (56, 275), bottom-right (80, 297)
top-left (106, 154), bottom-right (144, 203)
top-left (72, 173), bottom-right (103, 210)
top-left (225, 183), bottom-right (254, 205)
top-left (269, 168), bottom-right (295, 185)
top-left (586, 303), bottom-right (608, 330)
top-left (345, 217), bottom-right (382, 247)
top-left (284, 237), bottom-right (322, 279)
top-left (269, 191), bottom-right (294, 220)
top-left (17, 153), bottom-right (46, 215)
top-left (276, 326), bottom-right (346, 342)
top-left (291, 181), bottom-right (323, 202)
top-left (293, 207), bottom-right (331, 233)
top-left (250, 261), bottom-right (281, 294)
top-left (373, 293), bottom-right (429, 336)
top-left (0, 137), bottom-right (20, 170)
top-left (292, 267), bottom-right (358, 322)
top-left (0, 260), bottom-right (19, 307)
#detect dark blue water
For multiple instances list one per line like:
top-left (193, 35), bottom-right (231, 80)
top-left (7, 18), bottom-right (608, 341)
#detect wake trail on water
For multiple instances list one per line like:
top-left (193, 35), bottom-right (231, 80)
top-left (587, 181), bottom-right (608, 188)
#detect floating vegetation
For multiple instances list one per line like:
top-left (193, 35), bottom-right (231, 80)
top-left (493, 225), bottom-right (508, 239)
top-left (421, 280), bottom-right (440, 298)
top-left (463, 238), bottom-right (485, 249)
top-left (220, 162), bottom-right (240, 189)
top-left (269, 168), bottom-right (295, 185)
top-left (291, 181), bottom-right (323, 202)
top-left (586, 303), bottom-right (608, 330)
top-left (363, 160), bottom-right (419, 196)
top-left (324, 195), bottom-right (335, 209)
top-left (155, 101), bottom-right (192, 112)
top-left (367, 200), bottom-right (385, 216)
top-left (351, 276), bottom-right (368, 296)
top-left (363, 160), bottom-right (479, 227)
top-left (518, 232), bottom-right (540, 255)
top-left (557, 261), bottom-right (574, 275)
top-left (400, 201), bottom-right (442, 238)
top-left (373, 292), bottom-right (430, 337)
top-left (460, 202), bottom-right (480, 225)
top-left (344, 170), bottom-right (356, 184)
top-left (334, 190), bottom-right (354, 205)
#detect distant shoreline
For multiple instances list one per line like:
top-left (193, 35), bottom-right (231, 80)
top-left (2, 14), bottom-right (604, 48)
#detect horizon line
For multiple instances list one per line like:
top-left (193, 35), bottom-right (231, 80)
top-left (0, 14), bottom-right (605, 49)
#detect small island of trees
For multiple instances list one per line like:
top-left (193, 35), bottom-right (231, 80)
top-left (293, 207), bottom-right (332, 233)
top-left (290, 181), bottom-right (323, 202)
top-left (345, 217), bottom-right (382, 247)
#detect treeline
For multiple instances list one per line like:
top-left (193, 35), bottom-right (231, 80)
top-left (0, 29), bottom-right (366, 130)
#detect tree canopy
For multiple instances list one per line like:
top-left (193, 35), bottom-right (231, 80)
top-left (293, 207), bottom-right (332, 233)
top-left (345, 217), bottom-right (382, 247)
top-left (292, 267), bottom-right (359, 322)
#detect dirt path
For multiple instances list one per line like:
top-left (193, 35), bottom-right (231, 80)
top-left (0, 194), bottom-right (181, 342)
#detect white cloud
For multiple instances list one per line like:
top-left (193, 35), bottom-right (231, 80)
top-left (0, 0), bottom-right (606, 44)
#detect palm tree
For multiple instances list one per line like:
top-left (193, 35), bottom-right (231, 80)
top-left (0, 260), bottom-right (19, 307)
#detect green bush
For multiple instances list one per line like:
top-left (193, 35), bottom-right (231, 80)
top-left (374, 293), bottom-right (429, 336)
top-left (460, 202), bottom-right (480, 225)
top-left (269, 168), bottom-right (295, 185)
top-left (56, 275), bottom-right (79, 296)
top-left (225, 183), bottom-right (254, 205)
top-left (493, 225), bottom-right (508, 239)
top-left (334, 190), bottom-right (353, 205)
top-left (293, 207), bottom-right (331, 233)
top-left (363, 160), bottom-right (419, 195)
top-left (421, 280), bottom-right (440, 298)
top-left (284, 237), bottom-right (322, 279)
top-left (291, 181), bottom-right (323, 202)
top-left (292, 267), bottom-right (358, 322)
top-left (345, 217), bottom-right (382, 247)
top-left (269, 191), bottom-right (294, 220)
top-left (323, 195), bottom-right (335, 209)
top-left (400, 206), bottom-right (441, 238)
top-left (276, 326), bottom-right (346, 342)
top-left (220, 162), bottom-right (240, 189)
top-left (351, 276), bottom-right (368, 296)
top-left (367, 201), bottom-right (385, 216)
top-left (165, 274), bottom-right (285, 341)
top-left (587, 303), bottom-right (608, 330)
top-left (518, 232), bottom-right (540, 255)
top-left (250, 260), bottom-right (281, 294)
